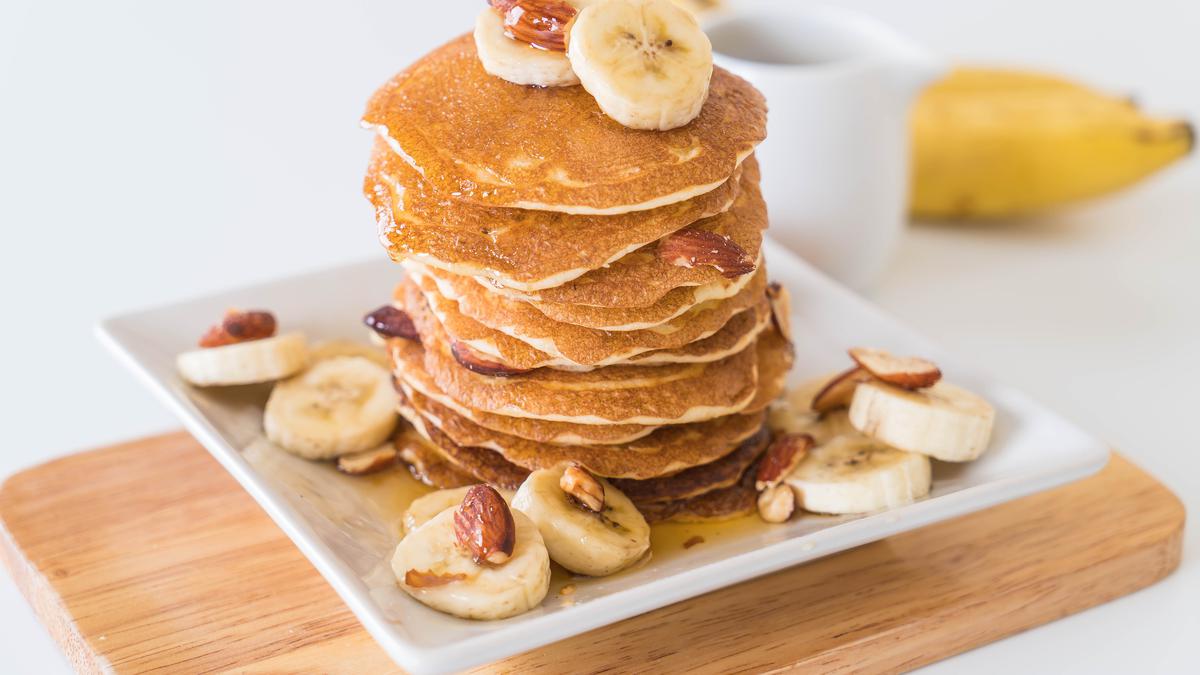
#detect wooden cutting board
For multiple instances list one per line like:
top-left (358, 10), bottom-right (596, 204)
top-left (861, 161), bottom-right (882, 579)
top-left (0, 432), bottom-right (1184, 674)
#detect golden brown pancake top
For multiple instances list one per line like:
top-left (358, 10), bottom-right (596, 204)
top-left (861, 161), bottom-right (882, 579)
top-left (362, 34), bottom-right (767, 213)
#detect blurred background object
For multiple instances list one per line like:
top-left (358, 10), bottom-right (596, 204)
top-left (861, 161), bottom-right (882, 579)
top-left (708, 2), bottom-right (945, 290)
top-left (911, 67), bottom-right (1192, 219)
top-left (686, 0), bottom-right (1193, 223)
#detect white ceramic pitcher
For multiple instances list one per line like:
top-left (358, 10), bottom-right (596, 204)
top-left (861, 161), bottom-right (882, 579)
top-left (706, 2), bottom-right (944, 290)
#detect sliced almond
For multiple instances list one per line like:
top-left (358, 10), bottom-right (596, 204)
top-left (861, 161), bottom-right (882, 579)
top-left (765, 282), bottom-right (793, 343)
top-left (363, 305), bottom-right (419, 341)
top-left (811, 366), bottom-right (873, 413)
top-left (657, 228), bottom-right (756, 279)
top-left (848, 347), bottom-right (942, 390)
top-left (450, 341), bottom-right (532, 377)
top-left (454, 485), bottom-right (517, 566)
top-left (757, 484), bottom-right (795, 523)
top-left (755, 433), bottom-right (813, 490)
top-left (490, 0), bottom-right (577, 52)
top-left (560, 463), bottom-right (605, 512)
top-left (336, 444), bottom-right (398, 475)
top-left (404, 569), bottom-right (467, 588)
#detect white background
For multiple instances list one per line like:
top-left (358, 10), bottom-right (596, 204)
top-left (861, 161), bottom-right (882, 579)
top-left (1, 0), bottom-right (1196, 672)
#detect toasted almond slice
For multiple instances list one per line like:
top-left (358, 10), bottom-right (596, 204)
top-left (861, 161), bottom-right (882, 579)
top-left (450, 341), bottom-right (532, 377)
top-left (755, 433), bottom-right (813, 490)
top-left (657, 228), bottom-right (756, 279)
top-left (454, 485), bottom-right (517, 566)
top-left (811, 366), bottom-right (873, 413)
top-left (336, 444), bottom-right (399, 475)
top-left (848, 347), bottom-right (942, 390)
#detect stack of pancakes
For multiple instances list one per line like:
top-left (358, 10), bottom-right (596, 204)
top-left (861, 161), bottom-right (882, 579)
top-left (362, 35), bottom-right (791, 522)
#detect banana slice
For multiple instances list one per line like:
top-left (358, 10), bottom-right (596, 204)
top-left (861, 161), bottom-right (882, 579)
top-left (786, 434), bottom-right (932, 514)
top-left (849, 380), bottom-right (995, 462)
top-left (263, 356), bottom-right (397, 459)
top-left (474, 8), bottom-right (580, 88)
top-left (392, 502), bottom-right (550, 620)
top-left (177, 332), bottom-right (308, 387)
top-left (402, 486), bottom-right (515, 535)
top-left (567, 0), bottom-right (713, 130)
top-left (308, 338), bottom-right (391, 369)
top-left (512, 466), bottom-right (650, 576)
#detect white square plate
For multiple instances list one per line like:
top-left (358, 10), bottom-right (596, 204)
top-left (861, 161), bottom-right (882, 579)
top-left (97, 240), bottom-right (1109, 674)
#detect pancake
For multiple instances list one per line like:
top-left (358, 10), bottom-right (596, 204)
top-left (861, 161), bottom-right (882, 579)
top-left (402, 380), bottom-right (767, 479)
top-left (525, 273), bottom-right (755, 331)
top-left (401, 274), bottom-right (557, 370)
top-left (367, 138), bottom-right (749, 292)
top-left (624, 301), bottom-right (772, 366)
top-left (401, 274), bottom-right (554, 370)
top-left (611, 426), bottom-right (769, 502)
top-left (412, 301), bottom-right (761, 424)
top-left (421, 337), bottom-right (758, 425)
top-left (401, 274), bottom-right (771, 370)
top-left (389, 305), bottom-right (789, 432)
top-left (740, 324), bottom-right (794, 414)
top-left (362, 34), bottom-right (767, 215)
top-left (409, 262), bottom-right (768, 367)
top-left (402, 388), bottom-right (766, 512)
top-left (391, 337), bottom-right (661, 445)
top-left (394, 426), bottom-right (475, 489)
top-left (635, 465), bottom-right (759, 524)
top-left (399, 400), bottom-right (530, 490)
top-left (489, 177), bottom-right (768, 308)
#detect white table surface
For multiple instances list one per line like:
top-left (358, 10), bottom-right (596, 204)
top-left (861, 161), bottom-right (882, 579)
top-left (1, 0), bottom-right (1195, 672)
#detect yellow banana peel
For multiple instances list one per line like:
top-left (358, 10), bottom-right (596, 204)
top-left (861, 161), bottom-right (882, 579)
top-left (910, 67), bottom-right (1193, 219)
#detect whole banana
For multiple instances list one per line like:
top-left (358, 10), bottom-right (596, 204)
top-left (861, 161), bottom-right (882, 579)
top-left (911, 67), bottom-right (1193, 219)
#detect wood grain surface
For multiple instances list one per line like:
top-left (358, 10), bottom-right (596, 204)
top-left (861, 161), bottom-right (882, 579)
top-left (0, 432), bottom-right (1184, 674)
